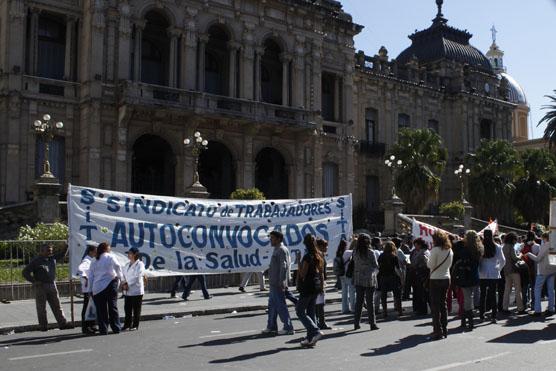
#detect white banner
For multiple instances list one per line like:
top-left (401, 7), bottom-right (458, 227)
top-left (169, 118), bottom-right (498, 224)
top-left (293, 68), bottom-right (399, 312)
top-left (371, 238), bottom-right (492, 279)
top-left (68, 185), bottom-right (352, 276)
top-left (411, 219), bottom-right (452, 249)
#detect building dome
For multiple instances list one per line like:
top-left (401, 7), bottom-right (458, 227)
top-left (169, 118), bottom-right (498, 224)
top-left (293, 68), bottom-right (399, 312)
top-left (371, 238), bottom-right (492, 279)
top-left (500, 72), bottom-right (527, 105)
top-left (396, 3), bottom-right (492, 73)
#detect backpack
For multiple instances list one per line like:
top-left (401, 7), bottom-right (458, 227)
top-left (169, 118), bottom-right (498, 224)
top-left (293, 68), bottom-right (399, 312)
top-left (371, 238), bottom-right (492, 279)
top-left (333, 256), bottom-right (345, 277)
top-left (453, 258), bottom-right (474, 287)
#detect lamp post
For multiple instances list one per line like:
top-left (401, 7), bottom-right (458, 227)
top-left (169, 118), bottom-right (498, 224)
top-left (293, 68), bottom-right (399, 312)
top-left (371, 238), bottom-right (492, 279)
top-left (454, 164), bottom-right (471, 202)
top-left (183, 131), bottom-right (209, 198)
top-left (384, 154), bottom-right (403, 199)
top-left (32, 114), bottom-right (63, 180)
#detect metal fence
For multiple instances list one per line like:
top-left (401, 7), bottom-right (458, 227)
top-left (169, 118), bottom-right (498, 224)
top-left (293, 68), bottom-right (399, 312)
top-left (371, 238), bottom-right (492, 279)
top-left (0, 240), bottom-right (244, 301)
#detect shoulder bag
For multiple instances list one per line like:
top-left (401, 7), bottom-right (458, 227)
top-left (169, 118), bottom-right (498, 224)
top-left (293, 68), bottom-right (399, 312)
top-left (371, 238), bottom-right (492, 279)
top-left (423, 250), bottom-right (450, 289)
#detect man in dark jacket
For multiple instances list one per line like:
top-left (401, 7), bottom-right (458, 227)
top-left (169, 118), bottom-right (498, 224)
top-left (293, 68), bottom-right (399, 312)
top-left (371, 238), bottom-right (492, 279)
top-left (22, 244), bottom-right (72, 331)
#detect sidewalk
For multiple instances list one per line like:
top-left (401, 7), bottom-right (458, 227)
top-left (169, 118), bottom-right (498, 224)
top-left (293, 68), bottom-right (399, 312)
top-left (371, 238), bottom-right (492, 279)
top-left (0, 284), bottom-right (343, 334)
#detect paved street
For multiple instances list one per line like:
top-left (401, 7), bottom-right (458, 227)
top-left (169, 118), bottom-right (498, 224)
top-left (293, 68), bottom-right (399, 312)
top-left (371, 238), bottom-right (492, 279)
top-left (2, 299), bottom-right (556, 371)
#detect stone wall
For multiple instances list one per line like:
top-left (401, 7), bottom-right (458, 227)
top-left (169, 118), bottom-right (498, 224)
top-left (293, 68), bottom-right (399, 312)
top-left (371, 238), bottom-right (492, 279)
top-left (0, 202), bottom-right (37, 240)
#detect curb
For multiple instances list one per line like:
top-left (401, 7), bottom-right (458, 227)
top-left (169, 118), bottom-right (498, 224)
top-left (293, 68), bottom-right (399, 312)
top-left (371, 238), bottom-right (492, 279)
top-left (1, 297), bottom-right (342, 335)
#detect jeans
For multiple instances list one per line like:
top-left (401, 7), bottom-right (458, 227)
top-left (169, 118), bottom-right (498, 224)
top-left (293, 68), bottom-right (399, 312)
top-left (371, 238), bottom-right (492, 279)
top-left (503, 273), bottom-right (524, 311)
top-left (340, 276), bottom-right (356, 313)
top-left (93, 279), bottom-right (121, 335)
top-left (266, 286), bottom-right (293, 331)
top-left (183, 275), bottom-right (210, 299)
top-left (429, 279), bottom-right (449, 336)
top-left (34, 282), bottom-right (67, 330)
top-left (240, 272), bottom-right (265, 290)
top-left (295, 294), bottom-right (319, 340)
top-left (461, 286), bottom-right (478, 311)
top-left (285, 287), bottom-right (298, 305)
top-left (479, 279), bottom-right (498, 316)
top-left (123, 295), bottom-right (143, 329)
top-left (534, 274), bottom-right (555, 313)
top-left (354, 286), bottom-right (376, 326)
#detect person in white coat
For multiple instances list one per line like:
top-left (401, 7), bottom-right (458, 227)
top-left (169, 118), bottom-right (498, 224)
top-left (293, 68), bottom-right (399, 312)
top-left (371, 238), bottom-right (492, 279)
top-left (527, 232), bottom-right (556, 316)
top-left (78, 244), bottom-right (97, 334)
top-left (122, 247), bottom-right (146, 330)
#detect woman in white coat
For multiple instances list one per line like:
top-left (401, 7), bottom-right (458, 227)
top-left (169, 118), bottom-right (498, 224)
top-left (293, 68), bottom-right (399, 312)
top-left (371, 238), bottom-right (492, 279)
top-left (122, 247), bottom-right (146, 330)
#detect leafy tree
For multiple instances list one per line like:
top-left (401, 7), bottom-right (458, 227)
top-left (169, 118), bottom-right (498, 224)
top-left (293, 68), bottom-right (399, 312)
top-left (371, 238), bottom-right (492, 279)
top-left (538, 91), bottom-right (556, 148)
top-left (439, 201), bottom-right (464, 220)
top-left (513, 149), bottom-right (556, 225)
top-left (388, 128), bottom-right (447, 213)
top-left (466, 140), bottom-right (521, 222)
top-left (230, 188), bottom-right (266, 200)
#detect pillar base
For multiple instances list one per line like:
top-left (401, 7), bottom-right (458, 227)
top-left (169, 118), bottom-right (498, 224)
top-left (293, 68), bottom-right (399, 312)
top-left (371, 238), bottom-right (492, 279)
top-left (34, 176), bottom-right (61, 223)
top-left (463, 198), bottom-right (473, 230)
top-left (185, 181), bottom-right (210, 199)
top-left (383, 196), bottom-right (405, 236)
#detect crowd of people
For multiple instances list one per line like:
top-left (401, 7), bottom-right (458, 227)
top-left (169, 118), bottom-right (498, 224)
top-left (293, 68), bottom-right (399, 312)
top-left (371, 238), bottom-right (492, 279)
top-left (21, 227), bottom-right (555, 346)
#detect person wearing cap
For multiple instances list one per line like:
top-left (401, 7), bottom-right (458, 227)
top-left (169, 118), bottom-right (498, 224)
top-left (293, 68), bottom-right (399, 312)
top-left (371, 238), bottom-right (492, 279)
top-left (22, 244), bottom-right (73, 331)
top-left (122, 247), bottom-right (146, 330)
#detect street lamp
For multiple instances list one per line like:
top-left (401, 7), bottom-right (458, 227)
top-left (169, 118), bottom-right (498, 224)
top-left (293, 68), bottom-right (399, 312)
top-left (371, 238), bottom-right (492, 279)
top-left (384, 154), bottom-right (403, 199)
top-left (183, 131), bottom-right (209, 197)
top-left (454, 164), bottom-right (471, 202)
top-left (32, 113), bottom-right (63, 180)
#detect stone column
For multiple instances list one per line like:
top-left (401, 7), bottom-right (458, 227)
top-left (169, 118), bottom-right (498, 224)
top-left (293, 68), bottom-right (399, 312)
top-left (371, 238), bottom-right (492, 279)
top-left (34, 178), bottom-right (61, 223)
top-left (64, 17), bottom-right (76, 80)
top-left (168, 28), bottom-right (179, 88)
top-left (197, 33), bottom-right (209, 92)
top-left (311, 44), bottom-right (322, 112)
top-left (228, 42), bottom-right (240, 97)
top-left (280, 53), bottom-right (291, 106)
top-left (292, 43), bottom-right (305, 108)
top-left (343, 61), bottom-right (354, 124)
top-left (254, 47), bottom-right (264, 101)
top-left (463, 199), bottom-right (473, 230)
top-left (133, 21), bottom-right (145, 82)
top-left (383, 196), bottom-right (405, 236)
top-left (181, 26), bottom-right (198, 90)
top-left (28, 8), bottom-right (40, 75)
top-left (117, 2), bottom-right (132, 80)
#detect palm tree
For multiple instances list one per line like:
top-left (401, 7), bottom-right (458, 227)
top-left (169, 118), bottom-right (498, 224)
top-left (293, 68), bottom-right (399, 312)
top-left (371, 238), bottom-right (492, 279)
top-left (513, 149), bottom-right (556, 225)
top-left (466, 140), bottom-right (521, 222)
top-left (388, 128), bottom-right (447, 213)
top-left (539, 91), bottom-right (556, 148)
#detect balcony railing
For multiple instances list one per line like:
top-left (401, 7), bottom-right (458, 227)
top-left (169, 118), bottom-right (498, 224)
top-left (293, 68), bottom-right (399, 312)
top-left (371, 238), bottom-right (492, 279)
top-left (22, 75), bottom-right (79, 101)
top-left (358, 140), bottom-right (386, 157)
top-left (117, 81), bottom-right (315, 129)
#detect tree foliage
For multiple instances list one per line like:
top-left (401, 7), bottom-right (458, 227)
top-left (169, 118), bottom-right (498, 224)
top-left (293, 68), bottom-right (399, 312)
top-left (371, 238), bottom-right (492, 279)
top-left (538, 91), bottom-right (556, 149)
top-left (513, 149), bottom-right (556, 224)
top-left (389, 128), bottom-right (447, 213)
top-left (466, 140), bottom-right (521, 222)
top-left (17, 222), bottom-right (69, 241)
top-left (439, 201), bottom-right (464, 220)
top-left (229, 188), bottom-right (266, 200)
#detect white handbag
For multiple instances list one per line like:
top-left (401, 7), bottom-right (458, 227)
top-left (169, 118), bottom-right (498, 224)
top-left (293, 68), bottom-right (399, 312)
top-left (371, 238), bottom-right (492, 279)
top-left (84, 298), bottom-right (97, 321)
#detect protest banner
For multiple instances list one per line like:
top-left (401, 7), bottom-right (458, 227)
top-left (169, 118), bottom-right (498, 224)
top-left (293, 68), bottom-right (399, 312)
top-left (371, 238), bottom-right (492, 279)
top-left (411, 219), bottom-right (452, 249)
top-left (68, 185), bottom-right (352, 276)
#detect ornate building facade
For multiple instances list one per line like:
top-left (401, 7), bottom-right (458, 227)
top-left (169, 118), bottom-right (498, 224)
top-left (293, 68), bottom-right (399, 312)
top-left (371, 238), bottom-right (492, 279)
top-left (0, 0), bottom-right (520, 227)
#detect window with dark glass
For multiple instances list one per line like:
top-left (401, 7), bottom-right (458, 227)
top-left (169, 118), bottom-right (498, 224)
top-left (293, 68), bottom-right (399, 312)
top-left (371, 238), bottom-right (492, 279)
top-left (365, 108), bottom-right (378, 142)
top-left (321, 73), bottom-right (335, 121)
top-left (398, 113), bottom-right (410, 129)
top-left (261, 39), bottom-right (282, 105)
top-left (141, 11), bottom-right (170, 86)
top-left (366, 175), bottom-right (380, 213)
top-left (428, 119), bottom-right (439, 133)
top-left (205, 25), bottom-right (229, 96)
top-left (322, 162), bottom-right (339, 197)
top-left (480, 119), bottom-right (493, 140)
top-left (37, 15), bottom-right (66, 79)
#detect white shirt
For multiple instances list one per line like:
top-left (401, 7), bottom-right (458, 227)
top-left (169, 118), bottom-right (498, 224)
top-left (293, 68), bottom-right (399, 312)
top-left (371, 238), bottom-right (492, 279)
top-left (123, 260), bottom-right (146, 296)
top-left (77, 255), bottom-right (94, 293)
top-left (88, 253), bottom-right (123, 295)
top-left (479, 244), bottom-right (506, 279)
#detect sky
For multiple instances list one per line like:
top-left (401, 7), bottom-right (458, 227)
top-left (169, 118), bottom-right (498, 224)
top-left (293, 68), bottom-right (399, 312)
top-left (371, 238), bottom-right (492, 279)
top-left (341, 0), bottom-right (556, 139)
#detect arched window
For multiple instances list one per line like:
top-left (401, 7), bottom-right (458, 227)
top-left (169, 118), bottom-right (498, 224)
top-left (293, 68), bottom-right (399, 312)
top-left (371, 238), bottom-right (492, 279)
top-left (205, 25), bottom-right (230, 96)
top-left (255, 148), bottom-right (288, 199)
top-left (322, 162), bottom-right (339, 197)
top-left (261, 39), bottom-right (283, 105)
top-left (141, 11), bottom-right (170, 86)
top-left (37, 15), bottom-right (66, 79)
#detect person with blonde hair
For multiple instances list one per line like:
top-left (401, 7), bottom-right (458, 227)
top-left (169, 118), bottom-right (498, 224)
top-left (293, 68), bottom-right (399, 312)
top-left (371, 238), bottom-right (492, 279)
top-left (426, 230), bottom-right (453, 340)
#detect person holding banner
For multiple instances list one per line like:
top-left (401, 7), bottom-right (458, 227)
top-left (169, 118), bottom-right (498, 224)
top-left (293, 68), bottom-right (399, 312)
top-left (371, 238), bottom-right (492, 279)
top-left (426, 231), bottom-right (453, 341)
top-left (182, 275), bottom-right (212, 300)
top-left (122, 247), bottom-right (146, 330)
top-left (78, 244), bottom-right (98, 334)
top-left (262, 231), bottom-right (294, 335)
top-left (88, 242), bottom-right (123, 335)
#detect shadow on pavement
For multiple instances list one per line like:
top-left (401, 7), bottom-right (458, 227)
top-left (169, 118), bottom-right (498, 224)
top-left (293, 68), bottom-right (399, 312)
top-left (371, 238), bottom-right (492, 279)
top-left (488, 323), bottom-right (556, 344)
top-left (360, 334), bottom-right (429, 357)
top-left (209, 346), bottom-right (304, 363)
top-left (178, 332), bottom-right (265, 348)
top-left (215, 312), bottom-right (266, 320)
top-left (0, 332), bottom-right (89, 346)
